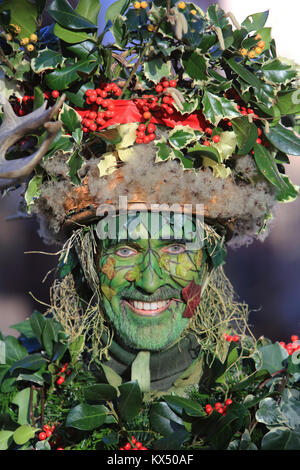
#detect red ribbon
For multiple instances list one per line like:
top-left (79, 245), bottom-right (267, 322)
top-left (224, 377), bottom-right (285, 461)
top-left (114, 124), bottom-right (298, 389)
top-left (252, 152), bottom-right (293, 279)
top-left (75, 99), bottom-right (209, 131)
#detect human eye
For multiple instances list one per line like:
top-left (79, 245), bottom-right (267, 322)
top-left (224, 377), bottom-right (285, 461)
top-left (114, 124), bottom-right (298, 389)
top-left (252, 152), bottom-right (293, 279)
top-left (115, 246), bottom-right (138, 258)
top-left (162, 244), bottom-right (186, 255)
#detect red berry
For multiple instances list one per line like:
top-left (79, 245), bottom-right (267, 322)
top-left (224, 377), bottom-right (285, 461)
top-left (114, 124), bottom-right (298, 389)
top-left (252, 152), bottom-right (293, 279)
top-left (131, 436), bottom-right (137, 444)
top-left (39, 432), bottom-right (47, 441)
top-left (100, 90), bottom-right (108, 98)
top-left (227, 121), bottom-right (232, 127)
top-left (247, 108), bottom-right (254, 114)
top-left (147, 123), bottom-right (156, 133)
top-left (96, 97), bottom-right (103, 105)
top-left (143, 111), bottom-right (152, 120)
top-left (162, 80), bottom-right (170, 88)
top-left (56, 376), bottom-right (65, 385)
top-left (205, 127), bottom-right (213, 135)
top-left (291, 335), bottom-right (299, 342)
top-left (135, 442), bottom-right (142, 449)
top-left (88, 111), bottom-right (97, 120)
top-left (225, 398), bottom-right (233, 406)
top-left (203, 140), bottom-right (210, 147)
top-left (143, 135), bottom-right (151, 144)
top-left (86, 89), bottom-right (94, 96)
top-left (155, 84), bottom-right (163, 93)
top-left (104, 110), bottom-right (114, 119)
top-left (114, 88), bottom-right (122, 96)
top-left (148, 133), bottom-right (156, 141)
top-left (232, 335), bottom-right (239, 342)
top-left (215, 402), bottom-right (222, 409)
top-left (162, 96), bottom-right (170, 104)
top-left (138, 123), bottom-right (146, 131)
top-left (137, 131), bottom-right (145, 139)
top-left (102, 100), bottom-right (109, 108)
top-left (136, 138), bottom-right (144, 144)
top-left (96, 117), bottom-right (105, 125)
top-left (43, 424), bottom-right (51, 432)
top-left (124, 443), bottom-right (131, 450)
top-left (51, 90), bottom-right (60, 99)
top-left (57, 448), bottom-right (64, 450)
top-left (257, 128), bottom-right (262, 136)
top-left (89, 94), bottom-right (97, 102)
top-left (46, 429), bottom-right (52, 438)
top-left (89, 123), bottom-right (97, 131)
top-left (256, 138), bottom-right (262, 144)
top-left (212, 135), bottom-right (220, 143)
top-left (166, 106), bottom-right (174, 115)
top-left (169, 80), bottom-right (177, 87)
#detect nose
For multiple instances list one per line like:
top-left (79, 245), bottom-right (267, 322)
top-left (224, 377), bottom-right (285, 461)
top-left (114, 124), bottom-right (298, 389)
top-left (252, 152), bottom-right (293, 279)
top-left (134, 253), bottom-right (165, 294)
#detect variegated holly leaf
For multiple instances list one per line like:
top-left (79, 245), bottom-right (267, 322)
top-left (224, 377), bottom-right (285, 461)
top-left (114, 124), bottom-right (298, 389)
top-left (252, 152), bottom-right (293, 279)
top-left (181, 280), bottom-right (202, 318)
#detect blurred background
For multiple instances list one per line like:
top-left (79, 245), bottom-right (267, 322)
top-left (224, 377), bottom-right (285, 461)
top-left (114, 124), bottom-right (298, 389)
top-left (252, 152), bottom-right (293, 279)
top-left (0, 0), bottom-right (299, 342)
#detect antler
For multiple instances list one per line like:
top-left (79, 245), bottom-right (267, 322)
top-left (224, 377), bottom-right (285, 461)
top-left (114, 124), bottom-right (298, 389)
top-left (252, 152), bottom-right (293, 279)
top-left (0, 94), bottom-right (65, 189)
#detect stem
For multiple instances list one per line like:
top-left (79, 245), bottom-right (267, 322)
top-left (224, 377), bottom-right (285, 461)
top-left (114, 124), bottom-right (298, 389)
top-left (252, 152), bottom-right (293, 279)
top-left (0, 46), bottom-right (15, 73)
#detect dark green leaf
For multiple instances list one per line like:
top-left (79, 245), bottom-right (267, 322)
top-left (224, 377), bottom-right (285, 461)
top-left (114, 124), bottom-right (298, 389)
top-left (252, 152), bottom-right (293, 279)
top-left (265, 124), bottom-right (300, 156)
top-left (225, 58), bottom-right (263, 89)
top-left (231, 117), bottom-right (258, 155)
top-left (84, 384), bottom-right (118, 403)
top-left (0, 0), bottom-right (37, 39)
top-left (149, 402), bottom-right (183, 437)
top-left (10, 319), bottom-right (35, 339)
top-left (53, 23), bottom-right (91, 43)
top-left (45, 59), bottom-right (97, 90)
top-left (117, 381), bottom-right (143, 421)
top-left (202, 91), bottom-right (240, 126)
top-left (48, 0), bottom-right (97, 30)
top-left (105, 0), bottom-right (130, 24)
top-left (187, 142), bottom-right (221, 163)
top-left (67, 150), bottom-right (84, 185)
top-left (277, 90), bottom-right (300, 116)
top-left (152, 428), bottom-right (190, 450)
top-left (241, 11), bottom-right (269, 32)
top-left (65, 80), bottom-right (94, 107)
top-left (66, 403), bottom-right (110, 430)
top-left (75, 0), bottom-right (101, 25)
top-left (182, 51), bottom-right (207, 81)
top-left (262, 59), bottom-right (297, 85)
top-left (9, 353), bottom-right (47, 373)
top-left (4, 336), bottom-right (28, 365)
top-left (67, 40), bottom-right (98, 60)
top-left (29, 311), bottom-right (46, 344)
top-left (164, 395), bottom-right (205, 417)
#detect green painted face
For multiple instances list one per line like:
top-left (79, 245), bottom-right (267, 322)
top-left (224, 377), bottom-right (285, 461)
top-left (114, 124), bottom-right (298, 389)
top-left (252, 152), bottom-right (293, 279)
top-left (97, 212), bottom-right (208, 351)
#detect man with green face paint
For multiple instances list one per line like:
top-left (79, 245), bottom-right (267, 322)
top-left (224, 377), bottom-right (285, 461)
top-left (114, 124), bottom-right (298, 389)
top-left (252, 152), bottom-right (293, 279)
top-left (93, 209), bottom-right (218, 392)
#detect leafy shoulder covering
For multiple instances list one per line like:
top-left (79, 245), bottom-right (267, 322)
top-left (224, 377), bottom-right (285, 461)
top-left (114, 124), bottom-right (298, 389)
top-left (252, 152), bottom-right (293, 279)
top-left (0, 313), bottom-right (299, 451)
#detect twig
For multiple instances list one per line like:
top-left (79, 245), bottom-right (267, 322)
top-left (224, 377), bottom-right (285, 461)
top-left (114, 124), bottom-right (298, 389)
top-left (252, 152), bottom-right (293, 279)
top-left (258, 368), bottom-right (286, 389)
top-left (0, 46), bottom-right (15, 73)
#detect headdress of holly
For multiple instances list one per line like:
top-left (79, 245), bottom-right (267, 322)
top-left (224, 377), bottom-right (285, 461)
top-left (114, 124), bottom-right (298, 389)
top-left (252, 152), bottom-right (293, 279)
top-left (0, 0), bottom-right (299, 249)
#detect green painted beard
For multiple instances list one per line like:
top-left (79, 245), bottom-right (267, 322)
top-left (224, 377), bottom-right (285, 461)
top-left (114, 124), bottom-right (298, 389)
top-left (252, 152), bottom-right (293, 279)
top-left (97, 212), bottom-right (209, 351)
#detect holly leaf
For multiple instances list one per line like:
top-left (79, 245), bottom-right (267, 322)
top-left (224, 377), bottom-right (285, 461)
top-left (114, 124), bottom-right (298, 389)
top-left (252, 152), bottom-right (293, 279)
top-left (181, 280), bottom-right (202, 318)
top-left (202, 91), bottom-right (240, 126)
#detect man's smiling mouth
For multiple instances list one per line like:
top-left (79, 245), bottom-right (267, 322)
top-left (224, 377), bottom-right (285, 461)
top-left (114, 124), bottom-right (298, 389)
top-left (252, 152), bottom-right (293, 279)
top-left (123, 299), bottom-right (181, 317)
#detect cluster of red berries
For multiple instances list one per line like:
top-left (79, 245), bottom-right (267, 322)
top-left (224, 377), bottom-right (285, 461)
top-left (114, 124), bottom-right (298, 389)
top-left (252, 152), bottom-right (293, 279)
top-left (37, 423), bottom-right (64, 450)
top-left (224, 333), bottom-right (239, 342)
top-left (200, 127), bottom-right (222, 147)
top-left (120, 436), bottom-right (147, 450)
top-left (134, 78), bottom-right (178, 144)
top-left (279, 335), bottom-right (300, 355)
top-left (11, 95), bottom-right (34, 116)
top-left (56, 362), bottom-right (70, 385)
top-left (80, 83), bottom-right (122, 133)
top-left (205, 398), bottom-right (233, 416)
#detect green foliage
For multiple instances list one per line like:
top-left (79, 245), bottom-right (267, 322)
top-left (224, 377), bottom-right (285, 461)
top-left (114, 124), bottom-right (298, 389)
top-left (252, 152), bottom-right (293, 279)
top-left (0, 312), bottom-right (299, 450)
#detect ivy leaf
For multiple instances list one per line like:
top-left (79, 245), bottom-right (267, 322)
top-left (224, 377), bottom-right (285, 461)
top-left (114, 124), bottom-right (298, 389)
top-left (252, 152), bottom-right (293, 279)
top-left (261, 428), bottom-right (300, 450)
top-left (202, 91), bottom-right (240, 126)
top-left (181, 280), bottom-right (202, 318)
top-left (0, 430), bottom-right (14, 450)
top-left (257, 342), bottom-right (289, 375)
top-left (155, 138), bottom-right (172, 162)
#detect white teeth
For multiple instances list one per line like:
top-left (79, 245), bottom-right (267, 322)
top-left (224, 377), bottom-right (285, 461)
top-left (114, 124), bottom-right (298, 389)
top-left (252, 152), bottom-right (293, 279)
top-left (132, 300), bottom-right (169, 310)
